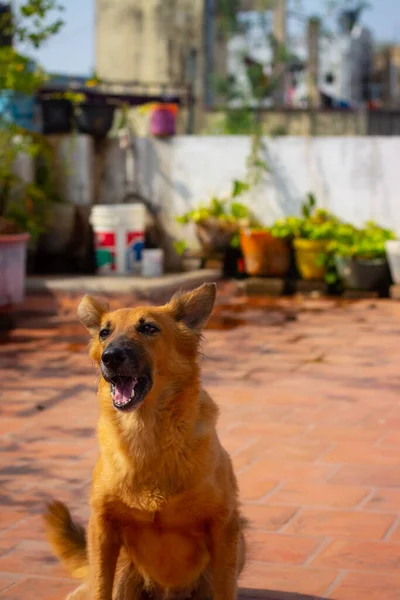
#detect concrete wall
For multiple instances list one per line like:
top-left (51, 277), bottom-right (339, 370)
top-left (96, 0), bottom-right (204, 93)
top-left (98, 135), bottom-right (400, 245)
top-left (47, 135), bottom-right (94, 206)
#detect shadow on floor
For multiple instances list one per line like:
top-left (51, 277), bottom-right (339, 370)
top-left (240, 590), bottom-right (323, 600)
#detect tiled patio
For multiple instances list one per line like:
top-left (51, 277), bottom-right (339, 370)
top-left (1, 286), bottom-right (400, 599)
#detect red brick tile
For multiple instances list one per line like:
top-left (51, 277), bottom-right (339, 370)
top-left (237, 472), bottom-right (278, 502)
top-left (364, 489), bottom-right (400, 512)
top-left (388, 524), bottom-right (400, 542)
top-left (330, 465), bottom-right (400, 487)
top-left (242, 505), bottom-right (298, 531)
top-left (0, 515), bottom-right (46, 544)
top-left (0, 577), bottom-right (75, 600)
top-left (4, 292), bottom-right (400, 600)
top-left (306, 424), bottom-right (384, 443)
top-left (240, 459), bottom-right (335, 485)
top-left (247, 531), bottom-right (321, 565)
top-left (0, 573), bottom-right (21, 594)
top-left (0, 510), bottom-right (27, 534)
top-left (330, 572), bottom-right (400, 600)
top-left (230, 422), bottom-right (307, 439)
top-left (323, 443), bottom-right (400, 467)
top-left (0, 419), bottom-right (28, 436)
top-left (0, 541), bottom-right (68, 577)
top-left (240, 562), bottom-right (338, 595)
top-left (269, 482), bottom-right (368, 509)
top-left (285, 509), bottom-right (394, 539)
top-left (313, 539), bottom-right (400, 573)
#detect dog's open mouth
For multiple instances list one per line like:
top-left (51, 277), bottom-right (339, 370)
top-left (110, 376), bottom-right (149, 411)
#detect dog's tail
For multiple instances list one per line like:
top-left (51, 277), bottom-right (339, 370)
top-left (43, 501), bottom-right (89, 579)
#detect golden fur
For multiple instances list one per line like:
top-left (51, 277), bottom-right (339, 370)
top-left (44, 284), bottom-right (246, 600)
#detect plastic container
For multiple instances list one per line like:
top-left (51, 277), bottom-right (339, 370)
top-left (386, 240), bottom-right (400, 284)
top-left (293, 238), bottom-right (329, 281)
top-left (90, 204), bottom-right (145, 275)
top-left (141, 249), bottom-right (164, 278)
top-left (335, 255), bottom-right (391, 291)
top-left (240, 229), bottom-right (290, 276)
top-left (0, 233), bottom-right (30, 306)
top-left (150, 105), bottom-right (176, 137)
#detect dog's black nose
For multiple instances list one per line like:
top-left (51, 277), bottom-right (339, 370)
top-left (102, 346), bottom-right (127, 367)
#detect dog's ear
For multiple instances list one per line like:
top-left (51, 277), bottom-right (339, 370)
top-left (169, 283), bottom-right (216, 332)
top-left (77, 295), bottom-right (109, 335)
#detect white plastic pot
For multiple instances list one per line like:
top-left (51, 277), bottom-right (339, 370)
top-left (386, 240), bottom-right (400, 284)
top-left (141, 249), bottom-right (164, 278)
top-left (0, 233), bottom-right (30, 307)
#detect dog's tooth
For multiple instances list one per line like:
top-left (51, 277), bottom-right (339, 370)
top-left (131, 389), bottom-right (135, 399)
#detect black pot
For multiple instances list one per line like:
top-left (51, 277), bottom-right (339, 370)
top-left (40, 98), bottom-right (73, 134)
top-left (335, 255), bottom-right (391, 291)
top-left (76, 103), bottom-right (115, 137)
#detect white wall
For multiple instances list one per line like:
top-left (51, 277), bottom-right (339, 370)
top-left (100, 136), bottom-right (400, 246)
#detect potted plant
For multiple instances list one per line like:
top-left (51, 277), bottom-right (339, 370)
top-left (150, 103), bottom-right (178, 137)
top-left (177, 180), bottom-right (258, 254)
top-left (76, 101), bottom-right (116, 137)
top-left (239, 226), bottom-right (291, 277)
top-left (0, 0), bottom-right (65, 307)
top-left (39, 95), bottom-right (73, 134)
top-left (329, 221), bottom-right (394, 291)
top-left (0, 141), bottom-right (51, 306)
top-left (271, 194), bottom-right (339, 281)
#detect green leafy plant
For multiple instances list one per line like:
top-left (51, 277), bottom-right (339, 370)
top-left (176, 180), bottom-right (254, 226)
top-left (0, 130), bottom-right (58, 241)
top-left (175, 179), bottom-right (261, 254)
top-left (269, 193), bottom-right (340, 241)
top-left (0, 1), bottom-right (65, 240)
top-left (328, 221), bottom-right (395, 259)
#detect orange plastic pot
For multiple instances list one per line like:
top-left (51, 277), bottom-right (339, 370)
top-left (240, 229), bottom-right (290, 276)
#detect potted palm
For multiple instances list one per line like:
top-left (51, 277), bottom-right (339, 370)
top-left (329, 222), bottom-right (394, 291)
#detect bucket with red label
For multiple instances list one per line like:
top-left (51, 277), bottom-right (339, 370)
top-left (90, 204), bottom-right (146, 275)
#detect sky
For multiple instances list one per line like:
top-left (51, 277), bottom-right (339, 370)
top-left (27, 0), bottom-right (400, 77)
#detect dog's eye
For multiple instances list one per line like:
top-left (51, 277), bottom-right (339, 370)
top-left (99, 328), bottom-right (111, 340)
top-left (137, 322), bottom-right (159, 336)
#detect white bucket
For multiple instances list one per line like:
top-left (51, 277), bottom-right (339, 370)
top-left (386, 240), bottom-right (400, 284)
top-left (90, 204), bottom-right (145, 275)
top-left (141, 249), bottom-right (164, 278)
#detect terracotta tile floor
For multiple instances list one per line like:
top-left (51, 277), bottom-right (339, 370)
top-left (1, 288), bottom-right (400, 599)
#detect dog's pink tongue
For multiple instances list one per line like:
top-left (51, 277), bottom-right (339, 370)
top-left (112, 379), bottom-right (136, 405)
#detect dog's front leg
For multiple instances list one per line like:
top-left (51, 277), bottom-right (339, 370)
top-left (88, 512), bottom-right (120, 600)
top-left (210, 516), bottom-right (240, 600)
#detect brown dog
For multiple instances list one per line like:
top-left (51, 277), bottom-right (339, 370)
top-left (44, 283), bottom-right (246, 600)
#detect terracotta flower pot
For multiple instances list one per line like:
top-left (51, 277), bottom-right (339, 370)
top-left (240, 229), bottom-right (290, 276)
